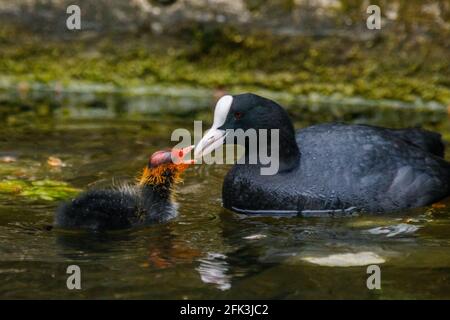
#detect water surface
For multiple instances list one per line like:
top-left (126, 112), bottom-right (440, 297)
top-left (0, 92), bottom-right (449, 299)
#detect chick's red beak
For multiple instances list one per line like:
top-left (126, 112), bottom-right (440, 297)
top-left (149, 145), bottom-right (195, 168)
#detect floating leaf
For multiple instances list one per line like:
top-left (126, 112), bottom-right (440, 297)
top-left (432, 202), bottom-right (446, 209)
top-left (47, 156), bottom-right (65, 167)
top-left (0, 156), bottom-right (17, 163)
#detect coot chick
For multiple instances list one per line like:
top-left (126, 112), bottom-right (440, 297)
top-left (195, 93), bottom-right (450, 214)
top-left (55, 146), bottom-right (194, 230)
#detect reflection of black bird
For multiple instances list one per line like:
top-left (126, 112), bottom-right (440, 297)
top-left (195, 93), bottom-right (450, 214)
top-left (55, 146), bottom-right (194, 231)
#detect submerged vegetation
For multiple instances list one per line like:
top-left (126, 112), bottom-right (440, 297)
top-left (0, 178), bottom-right (80, 201)
top-left (0, 155), bottom-right (80, 201)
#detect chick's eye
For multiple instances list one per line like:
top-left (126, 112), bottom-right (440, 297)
top-left (234, 112), bottom-right (243, 120)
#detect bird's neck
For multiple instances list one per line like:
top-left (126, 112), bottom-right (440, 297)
top-left (138, 164), bottom-right (188, 199)
top-left (277, 126), bottom-right (301, 172)
top-left (243, 125), bottom-right (300, 173)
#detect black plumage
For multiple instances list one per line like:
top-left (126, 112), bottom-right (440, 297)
top-left (207, 93), bottom-right (450, 214)
top-left (55, 148), bottom-right (192, 230)
top-left (55, 184), bottom-right (177, 230)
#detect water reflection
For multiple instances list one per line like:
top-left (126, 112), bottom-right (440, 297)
top-left (197, 252), bottom-right (232, 291)
top-left (366, 223), bottom-right (420, 237)
top-left (0, 94), bottom-right (449, 298)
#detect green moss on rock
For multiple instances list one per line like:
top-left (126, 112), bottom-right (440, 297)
top-left (0, 25), bottom-right (449, 105)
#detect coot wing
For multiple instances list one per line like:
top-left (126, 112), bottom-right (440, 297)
top-left (296, 123), bottom-right (449, 212)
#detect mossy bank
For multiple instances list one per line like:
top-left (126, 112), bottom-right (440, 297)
top-left (0, 24), bottom-right (449, 107)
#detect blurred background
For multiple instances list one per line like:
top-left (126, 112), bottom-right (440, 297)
top-left (0, 1), bottom-right (449, 299)
top-left (0, 0), bottom-right (449, 119)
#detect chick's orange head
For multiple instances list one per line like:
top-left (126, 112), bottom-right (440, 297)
top-left (140, 146), bottom-right (195, 186)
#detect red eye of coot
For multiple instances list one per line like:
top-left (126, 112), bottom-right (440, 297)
top-left (234, 112), bottom-right (243, 120)
top-left (178, 150), bottom-right (184, 158)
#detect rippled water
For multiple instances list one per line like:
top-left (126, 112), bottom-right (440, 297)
top-left (0, 93), bottom-right (449, 299)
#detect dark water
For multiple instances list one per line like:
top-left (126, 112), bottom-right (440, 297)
top-left (0, 93), bottom-right (449, 299)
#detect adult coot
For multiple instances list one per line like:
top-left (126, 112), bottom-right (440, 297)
top-left (55, 146), bottom-right (194, 230)
top-left (195, 93), bottom-right (450, 214)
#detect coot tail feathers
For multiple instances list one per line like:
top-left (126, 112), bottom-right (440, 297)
top-left (391, 127), bottom-right (445, 158)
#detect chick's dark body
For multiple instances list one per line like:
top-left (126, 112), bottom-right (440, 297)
top-left (55, 185), bottom-right (176, 230)
top-left (54, 149), bottom-right (192, 231)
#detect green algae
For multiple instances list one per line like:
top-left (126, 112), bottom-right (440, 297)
top-left (0, 25), bottom-right (448, 106)
top-left (0, 178), bottom-right (80, 201)
top-left (0, 179), bottom-right (29, 194)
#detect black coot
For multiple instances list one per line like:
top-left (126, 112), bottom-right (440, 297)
top-left (55, 146), bottom-right (194, 230)
top-left (194, 93), bottom-right (450, 214)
